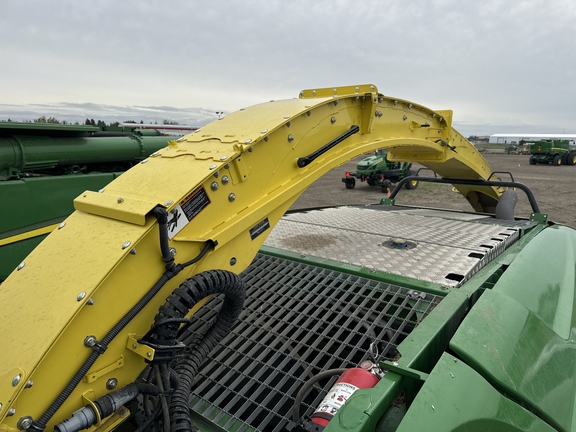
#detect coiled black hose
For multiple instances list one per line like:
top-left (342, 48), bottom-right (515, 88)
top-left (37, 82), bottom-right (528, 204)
top-left (147, 270), bottom-right (245, 432)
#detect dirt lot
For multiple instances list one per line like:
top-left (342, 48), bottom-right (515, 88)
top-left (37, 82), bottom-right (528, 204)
top-left (291, 154), bottom-right (576, 229)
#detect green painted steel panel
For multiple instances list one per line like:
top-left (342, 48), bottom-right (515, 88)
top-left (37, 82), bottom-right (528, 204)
top-left (396, 353), bottom-right (555, 432)
top-left (0, 173), bottom-right (118, 234)
top-left (490, 224), bottom-right (576, 339)
top-left (450, 290), bottom-right (576, 431)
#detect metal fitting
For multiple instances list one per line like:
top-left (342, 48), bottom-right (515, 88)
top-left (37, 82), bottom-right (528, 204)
top-left (84, 335), bottom-right (97, 348)
top-left (106, 378), bottom-right (118, 390)
top-left (18, 416), bottom-right (33, 430)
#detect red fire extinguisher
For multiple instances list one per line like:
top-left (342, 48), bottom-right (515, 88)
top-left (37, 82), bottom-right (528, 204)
top-left (309, 360), bottom-right (381, 428)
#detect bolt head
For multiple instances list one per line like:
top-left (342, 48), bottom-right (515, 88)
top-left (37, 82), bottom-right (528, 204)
top-left (228, 193), bottom-right (236, 202)
top-left (25, 380), bottom-right (33, 389)
top-left (209, 165), bottom-right (217, 170)
top-left (221, 176), bottom-right (230, 185)
top-left (288, 134), bottom-right (295, 143)
top-left (211, 182), bottom-right (219, 191)
top-left (12, 374), bottom-right (21, 386)
top-left (122, 241), bottom-right (131, 250)
top-left (77, 292), bottom-right (86, 301)
top-left (84, 335), bottom-right (97, 347)
top-left (140, 159), bottom-right (148, 164)
top-left (164, 200), bottom-right (173, 206)
top-left (230, 257), bottom-right (237, 266)
top-left (261, 129), bottom-right (268, 134)
top-left (17, 262), bottom-right (25, 271)
top-left (117, 197), bottom-right (124, 203)
top-left (7, 407), bottom-right (16, 416)
top-left (221, 155), bottom-right (229, 160)
top-left (331, 117), bottom-right (336, 124)
top-left (106, 378), bottom-right (118, 390)
top-left (58, 222), bottom-right (66, 229)
top-left (18, 416), bottom-right (33, 430)
top-left (146, 351), bottom-right (152, 357)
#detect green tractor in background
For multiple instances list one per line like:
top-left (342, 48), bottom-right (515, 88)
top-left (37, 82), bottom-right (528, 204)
top-left (527, 139), bottom-right (576, 165)
top-left (342, 149), bottom-right (418, 192)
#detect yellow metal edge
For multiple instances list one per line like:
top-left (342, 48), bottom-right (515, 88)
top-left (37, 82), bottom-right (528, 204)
top-left (0, 224), bottom-right (59, 247)
top-left (74, 190), bottom-right (159, 226)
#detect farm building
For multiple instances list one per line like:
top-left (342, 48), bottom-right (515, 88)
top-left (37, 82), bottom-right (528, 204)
top-left (489, 133), bottom-right (576, 145)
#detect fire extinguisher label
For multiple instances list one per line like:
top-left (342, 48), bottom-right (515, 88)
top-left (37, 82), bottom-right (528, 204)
top-left (314, 382), bottom-right (359, 416)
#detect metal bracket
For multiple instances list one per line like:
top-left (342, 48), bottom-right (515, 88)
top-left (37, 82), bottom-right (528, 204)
top-left (83, 357), bottom-right (125, 384)
top-left (380, 361), bottom-right (429, 382)
top-left (126, 334), bottom-right (156, 361)
top-left (530, 212), bottom-right (548, 224)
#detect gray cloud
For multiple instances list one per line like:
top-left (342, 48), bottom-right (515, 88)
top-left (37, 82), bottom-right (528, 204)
top-left (1, 0), bottom-right (575, 135)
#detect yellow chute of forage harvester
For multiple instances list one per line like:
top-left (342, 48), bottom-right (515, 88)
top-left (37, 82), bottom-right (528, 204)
top-left (0, 84), bottom-right (500, 432)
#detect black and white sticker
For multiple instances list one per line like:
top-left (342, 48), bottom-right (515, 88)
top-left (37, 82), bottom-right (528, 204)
top-left (168, 187), bottom-right (211, 239)
top-left (250, 217), bottom-right (270, 240)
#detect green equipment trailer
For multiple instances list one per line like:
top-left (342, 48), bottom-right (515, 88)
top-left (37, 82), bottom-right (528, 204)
top-left (528, 139), bottom-right (576, 165)
top-left (0, 122), bottom-right (176, 281)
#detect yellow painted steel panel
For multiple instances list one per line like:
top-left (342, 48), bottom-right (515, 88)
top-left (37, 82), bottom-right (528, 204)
top-left (0, 85), bottom-right (501, 429)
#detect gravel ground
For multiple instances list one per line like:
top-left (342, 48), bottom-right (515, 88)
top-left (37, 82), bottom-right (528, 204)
top-left (291, 154), bottom-right (576, 229)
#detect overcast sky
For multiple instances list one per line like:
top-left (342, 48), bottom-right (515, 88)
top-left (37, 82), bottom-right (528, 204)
top-left (1, 0), bottom-right (574, 136)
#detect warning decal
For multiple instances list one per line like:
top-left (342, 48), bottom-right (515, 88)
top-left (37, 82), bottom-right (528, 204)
top-left (314, 382), bottom-right (359, 416)
top-left (167, 187), bottom-right (211, 239)
top-left (250, 218), bottom-right (270, 240)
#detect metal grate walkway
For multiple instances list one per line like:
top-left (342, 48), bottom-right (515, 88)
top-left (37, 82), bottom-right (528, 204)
top-left (187, 253), bottom-right (442, 431)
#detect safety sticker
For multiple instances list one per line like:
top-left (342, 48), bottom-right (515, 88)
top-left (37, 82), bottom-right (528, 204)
top-left (314, 382), bottom-right (359, 416)
top-left (249, 217), bottom-right (270, 240)
top-left (167, 187), bottom-right (211, 239)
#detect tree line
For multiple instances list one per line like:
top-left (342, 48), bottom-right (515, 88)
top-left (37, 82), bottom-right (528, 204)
top-left (0, 117), bottom-right (180, 126)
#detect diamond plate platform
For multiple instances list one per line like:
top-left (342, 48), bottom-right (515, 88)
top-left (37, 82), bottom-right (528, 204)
top-left (264, 206), bottom-right (523, 287)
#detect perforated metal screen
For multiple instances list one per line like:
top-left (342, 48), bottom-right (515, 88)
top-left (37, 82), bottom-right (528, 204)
top-left (188, 253), bottom-right (441, 431)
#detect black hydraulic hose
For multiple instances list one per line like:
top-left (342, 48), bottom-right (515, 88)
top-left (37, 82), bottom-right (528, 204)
top-left (291, 368), bottom-right (347, 423)
top-left (30, 213), bottom-right (215, 432)
top-left (146, 270), bottom-right (245, 432)
top-left (153, 206), bottom-right (176, 273)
